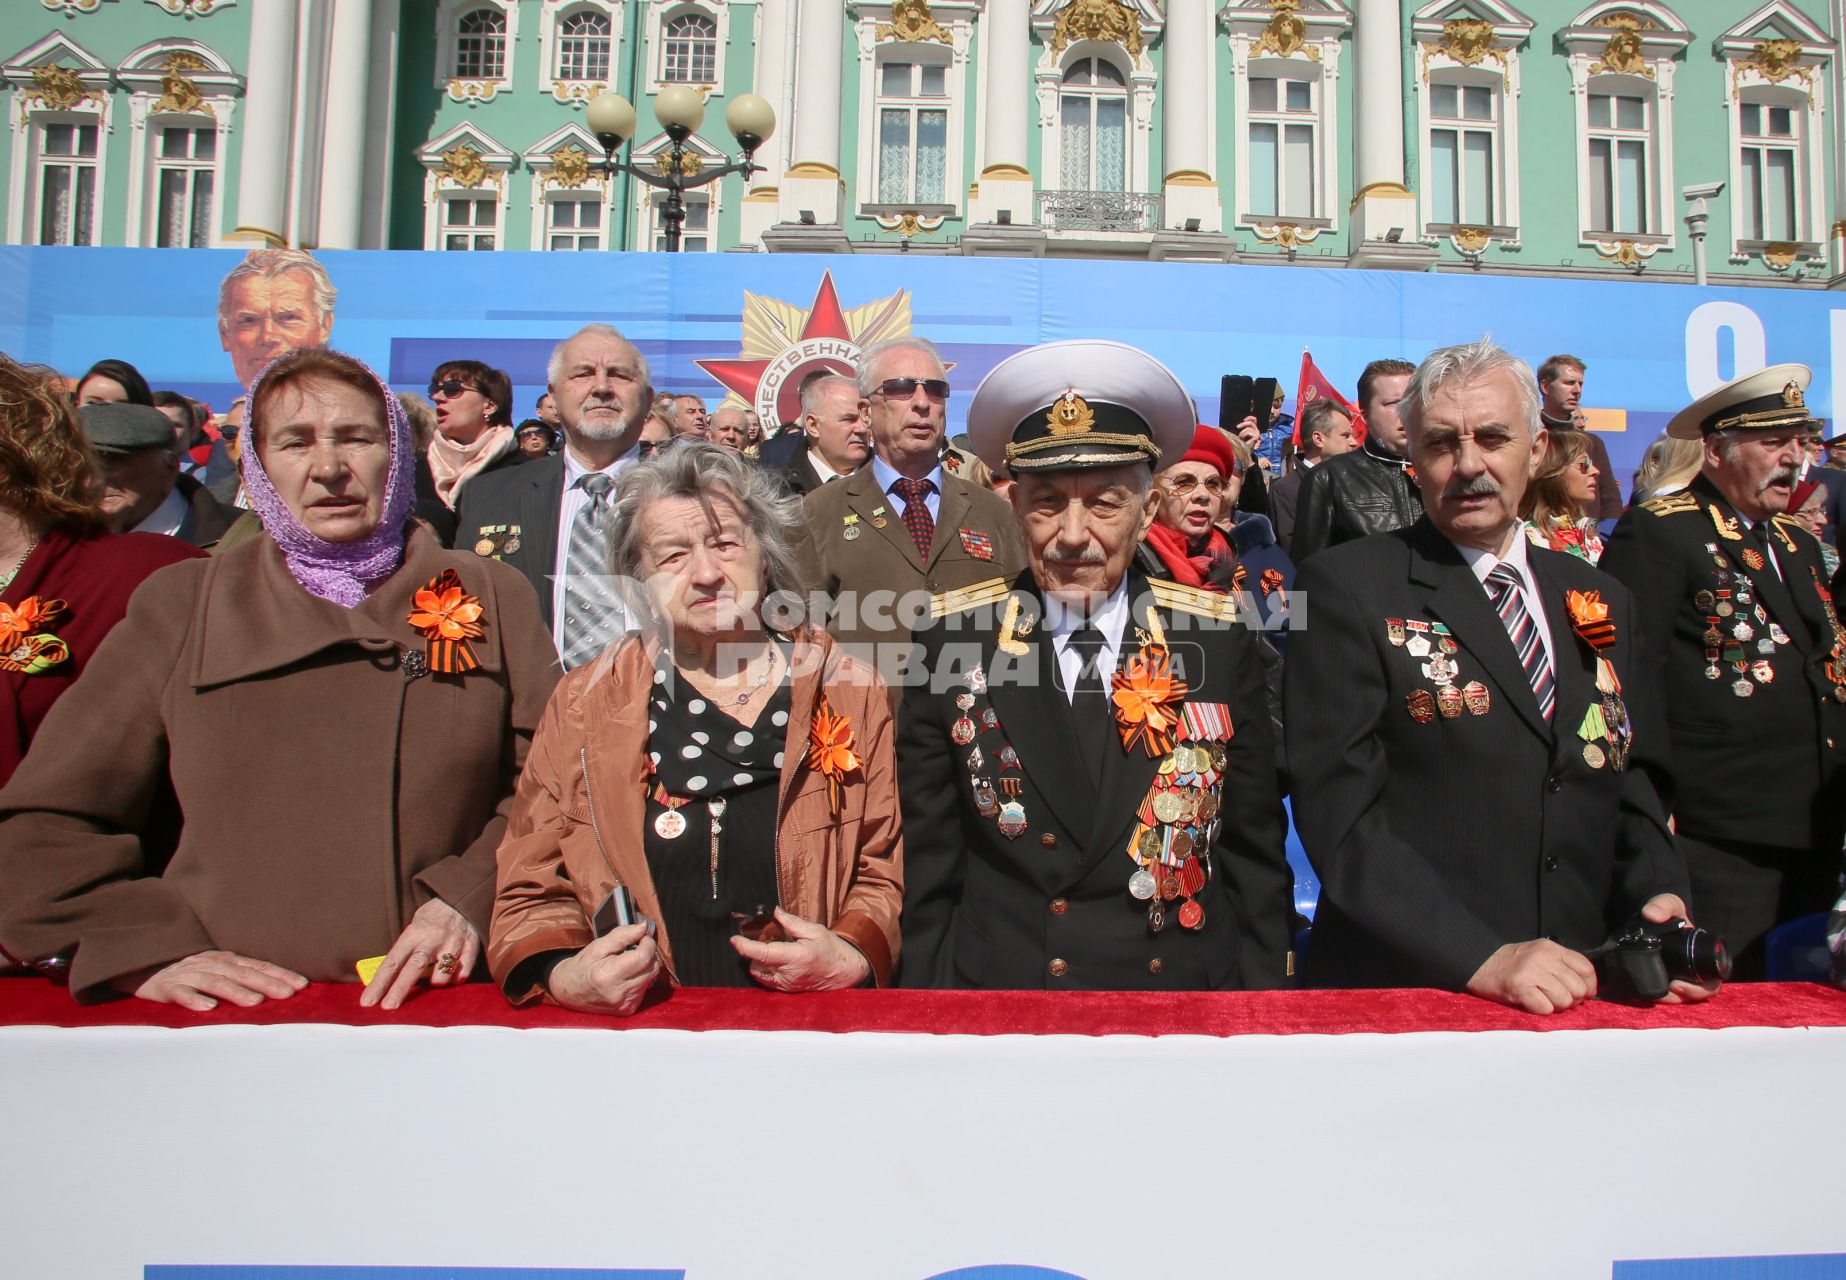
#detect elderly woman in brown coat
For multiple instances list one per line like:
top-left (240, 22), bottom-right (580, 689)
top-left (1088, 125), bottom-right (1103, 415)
top-left (489, 443), bottom-right (902, 1013)
top-left (0, 349), bottom-right (559, 1010)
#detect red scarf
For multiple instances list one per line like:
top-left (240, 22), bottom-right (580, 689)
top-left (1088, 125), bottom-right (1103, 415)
top-left (1144, 521), bottom-right (1234, 591)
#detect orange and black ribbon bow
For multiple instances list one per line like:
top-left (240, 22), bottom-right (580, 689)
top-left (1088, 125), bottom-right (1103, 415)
top-left (406, 569), bottom-right (485, 674)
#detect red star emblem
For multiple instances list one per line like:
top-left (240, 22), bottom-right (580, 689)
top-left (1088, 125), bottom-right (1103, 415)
top-left (697, 273), bottom-right (859, 427)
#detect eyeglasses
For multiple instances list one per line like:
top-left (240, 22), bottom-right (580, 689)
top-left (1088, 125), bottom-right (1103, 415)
top-left (873, 377), bottom-right (951, 401)
top-left (636, 439), bottom-right (663, 458)
top-left (428, 378), bottom-right (480, 400)
top-left (1570, 458), bottom-right (1596, 475)
top-left (730, 905), bottom-right (777, 941)
top-left (515, 427), bottom-right (549, 439)
top-left (1164, 474), bottom-right (1228, 495)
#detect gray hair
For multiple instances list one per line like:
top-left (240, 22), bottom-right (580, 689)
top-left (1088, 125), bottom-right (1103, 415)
top-left (217, 248), bottom-right (336, 326)
top-left (1400, 339), bottom-right (1542, 442)
top-left (856, 336), bottom-right (944, 398)
top-left (1297, 397), bottom-right (1352, 441)
top-left (545, 322), bottom-right (651, 390)
top-left (801, 372), bottom-right (858, 418)
top-left (605, 441), bottom-right (811, 625)
top-left (709, 403), bottom-right (748, 430)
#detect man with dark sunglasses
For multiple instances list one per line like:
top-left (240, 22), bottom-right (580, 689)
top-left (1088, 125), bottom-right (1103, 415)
top-left (797, 337), bottom-right (1025, 681)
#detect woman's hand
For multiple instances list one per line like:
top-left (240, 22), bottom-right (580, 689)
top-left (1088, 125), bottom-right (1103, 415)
top-left (731, 908), bottom-right (870, 993)
top-left (547, 922), bottom-right (662, 1016)
top-left (360, 898), bottom-right (479, 1010)
top-left (129, 951), bottom-right (308, 1012)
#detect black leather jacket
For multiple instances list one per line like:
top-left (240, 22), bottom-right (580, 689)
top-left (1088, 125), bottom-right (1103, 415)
top-left (1288, 441), bottom-right (1423, 563)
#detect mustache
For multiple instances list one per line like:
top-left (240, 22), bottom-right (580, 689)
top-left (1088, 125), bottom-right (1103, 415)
top-left (1443, 474), bottom-right (1502, 500)
top-left (1758, 468), bottom-right (1799, 494)
top-left (1045, 546), bottom-right (1107, 565)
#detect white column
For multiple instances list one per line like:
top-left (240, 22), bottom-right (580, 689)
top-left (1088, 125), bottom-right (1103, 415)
top-left (358, 0), bottom-right (399, 249)
top-left (973, 0), bottom-right (1034, 224)
top-left (740, 0), bottom-right (788, 245)
top-left (778, 0), bottom-right (846, 224)
top-left (1350, 0), bottom-right (1415, 243)
top-left (316, 0), bottom-right (374, 249)
top-left (232, 0), bottom-right (300, 245)
top-left (1160, 0), bottom-right (1219, 231)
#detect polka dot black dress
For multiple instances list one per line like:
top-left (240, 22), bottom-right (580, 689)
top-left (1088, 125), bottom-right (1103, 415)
top-left (643, 645), bottom-right (793, 987)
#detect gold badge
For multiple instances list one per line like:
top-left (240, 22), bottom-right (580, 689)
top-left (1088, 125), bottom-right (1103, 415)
top-left (1783, 381), bottom-right (1806, 410)
top-left (1045, 390), bottom-right (1095, 436)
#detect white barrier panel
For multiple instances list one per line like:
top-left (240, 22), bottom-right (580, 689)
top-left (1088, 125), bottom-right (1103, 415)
top-left (3, 1023), bottom-right (1844, 1280)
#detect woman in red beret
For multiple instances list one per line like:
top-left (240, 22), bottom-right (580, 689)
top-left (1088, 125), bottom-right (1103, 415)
top-left (1141, 425), bottom-right (1242, 591)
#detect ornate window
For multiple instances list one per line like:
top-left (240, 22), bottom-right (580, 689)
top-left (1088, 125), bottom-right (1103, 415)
top-left (1426, 80), bottom-right (1498, 225)
top-left (547, 196), bottom-right (603, 250)
top-left (416, 124), bottom-right (514, 250)
top-left (663, 12), bottom-right (717, 84)
top-left (1245, 71), bottom-right (1315, 217)
top-left (649, 193), bottom-right (711, 251)
top-left (877, 58), bottom-right (950, 203)
top-left (36, 119), bottom-right (100, 246)
top-left (455, 9), bottom-right (508, 80)
top-left (1410, 4), bottom-right (1530, 252)
top-left (525, 126), bottom-right (610, 249)
top-left (151, 123), bottom-right (215, 248)
top-left (1560, 5), bottom-right (1692, 263)
top-left (1716, 3), bottom-right (1831, 268)
top-left (556, 10), bottom-right (611, 82)
top-left (1058, 57), bottom-right (1128, 192)
top-left (1584, 86), bottom-right (1652, 234)
top-left (441, 195), bottom-right (499, 250)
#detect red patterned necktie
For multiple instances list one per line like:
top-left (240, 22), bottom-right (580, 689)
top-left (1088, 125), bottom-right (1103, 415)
top-left (893, 477), bottom-right (936, 559)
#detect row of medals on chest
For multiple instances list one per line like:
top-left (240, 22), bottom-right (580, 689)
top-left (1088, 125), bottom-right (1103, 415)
top-left (1125, 741), bottom-right (1226, 934)
top-left (955, 666), bottom-right (1033, 840)
top-left (1389, 619), bottom-right (1490, 722)
top-left (1698, 542), bottom-right (1789, 699)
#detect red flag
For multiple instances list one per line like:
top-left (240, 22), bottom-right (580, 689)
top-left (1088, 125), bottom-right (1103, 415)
top-left (1294, 350), bottom-right (1364, 446)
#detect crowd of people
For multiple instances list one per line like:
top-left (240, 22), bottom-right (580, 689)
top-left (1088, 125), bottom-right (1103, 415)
top-left (1, 314), bottom-right (1843, 1015)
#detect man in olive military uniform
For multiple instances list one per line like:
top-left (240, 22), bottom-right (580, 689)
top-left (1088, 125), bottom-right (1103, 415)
top-left (1602, 363), bottom-right (1846, 975)
top-left (896, 340), bottom-right (1294, 990)
top-left (798, 337), bottom-right (1025, 684)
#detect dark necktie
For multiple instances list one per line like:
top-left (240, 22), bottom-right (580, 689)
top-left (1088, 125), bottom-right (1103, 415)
top-left (1069, 622), bottom-right (1111, 789)
top-left (892, 477), bottom-right (935, 559)
top-left (1748, 520), bottom-right (1781, 580)
top-left (1485, 563), bottom-right (1555, 720)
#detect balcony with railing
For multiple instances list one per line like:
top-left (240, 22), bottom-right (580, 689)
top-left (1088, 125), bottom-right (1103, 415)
top-left (1036, 189), bottom-right (1162, 233)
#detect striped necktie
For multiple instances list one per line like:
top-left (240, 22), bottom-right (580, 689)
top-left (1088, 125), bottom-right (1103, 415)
top-left (560, 471), bottom-right (622, 670)
top-left (1485, 562), bottom-right (1555, 720)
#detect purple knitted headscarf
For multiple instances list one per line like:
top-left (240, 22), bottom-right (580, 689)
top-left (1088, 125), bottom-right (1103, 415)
top-left (239, 350), bottom-right (415, 608)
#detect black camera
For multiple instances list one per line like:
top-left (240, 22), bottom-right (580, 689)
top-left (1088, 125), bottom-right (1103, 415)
top-left (1594, 916), bottom-right (1731, 1001)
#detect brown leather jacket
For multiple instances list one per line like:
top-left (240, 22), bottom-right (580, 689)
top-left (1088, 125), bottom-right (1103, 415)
top-left (488, 626), bottom-right (903, 1002)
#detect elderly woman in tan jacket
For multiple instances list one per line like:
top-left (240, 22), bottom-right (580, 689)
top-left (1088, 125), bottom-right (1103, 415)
top-left (489, 443), bottom-right (902, 1013)
top-left (0, 349), bottom-right (559, 1009)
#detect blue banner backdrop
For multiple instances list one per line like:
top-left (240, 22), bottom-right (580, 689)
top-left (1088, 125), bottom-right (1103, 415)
top-left (5, 247), bottom-right (1843, 484)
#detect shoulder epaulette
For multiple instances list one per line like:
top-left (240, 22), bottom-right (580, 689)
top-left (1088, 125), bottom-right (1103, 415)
top-left (1639, 493), bottom-right (1701, 517)
top-left (1147, 577), bottom-right (1239, 622)
top-left (929, 576), bottom-right (1011, 619)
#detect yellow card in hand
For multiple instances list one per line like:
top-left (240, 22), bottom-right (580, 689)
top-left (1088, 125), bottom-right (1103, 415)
top-left (355, 955), bottom-right (387, 985)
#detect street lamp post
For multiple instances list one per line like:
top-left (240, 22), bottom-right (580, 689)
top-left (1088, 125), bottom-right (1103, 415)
top-left (585, 86), bottom-right (775, 253)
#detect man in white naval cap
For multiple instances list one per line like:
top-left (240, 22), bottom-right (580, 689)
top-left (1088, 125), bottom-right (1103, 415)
top-left (895, 340), bottom-right (1294, 990)
top-left (1603, 362), bottom-right (1846, 977)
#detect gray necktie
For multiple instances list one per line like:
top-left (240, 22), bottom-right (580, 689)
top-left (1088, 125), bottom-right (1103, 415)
top-left (560, 471), bottom-right (622, 670)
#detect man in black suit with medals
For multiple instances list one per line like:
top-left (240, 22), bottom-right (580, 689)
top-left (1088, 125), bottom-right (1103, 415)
top-left (1602, 363), bottom-right (1846, 976)
top-left (896, 340), bottom-right (1294, 990)
top-left (456, 323), bottom-right (651, 668)
top-left (1286, 340), bottom-right (1712, 1014)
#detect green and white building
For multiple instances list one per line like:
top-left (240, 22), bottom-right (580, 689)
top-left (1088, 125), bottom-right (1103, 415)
top-left (6, 0), bottom-right (1846, 285)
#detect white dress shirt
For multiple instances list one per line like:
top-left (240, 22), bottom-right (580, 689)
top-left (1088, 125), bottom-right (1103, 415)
top-left (1454, 526), bottom-right (1557, 670)
top-left (550, 447), bottom-right (636, 653)
top-left (806, 449), bottom-right (847, 486)
top-left (1047, 581), bottom-right (1131, 703)
top-left (130, 487), bottom-right (189, 538)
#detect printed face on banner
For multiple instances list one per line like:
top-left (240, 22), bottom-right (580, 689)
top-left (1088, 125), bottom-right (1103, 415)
top-left (217, 255), bottom-right (337, 389)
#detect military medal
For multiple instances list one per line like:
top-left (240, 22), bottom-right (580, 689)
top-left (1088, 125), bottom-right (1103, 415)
top-left (1742, 548), bottom-right (1766, 571)
top-left (1178, 899), bottom-right (1204, 930)
top-left (1423, 655), bottom-right (1456, 684)
top-left (1147, 899), bottom-right (1166, 934)
top-left (1582, 742), bottom-right (1606, 769)
top-left (1129, 868), bottom-right (1158, 900)
top-left (997, 800), bottom-right (1027, 839)
top-left (871, 505), bottom-right (889, 530)
top-left (998, 744), bottom-right (1021, 771)
top-left (973, 778), bottom-right (999, 817)
top-left (842, 514), bottom-right (862, 541)
top-left (1436, 685), bottom-right (1465, 719)
top-left (1695, 590), bottom-right (1715, 611)
top-left (951, 716), bottom-right (976, 745)
top-left (965, 666), bottom-right (988, 693)
top-left (1770, 623), bottom-right (1791, 645)
top-left (1152, 790), bottom-right (1186, 824)
top-left (980, 707), bottom-right (999, 732)
top-left (473, 536), bottom-right (497, 557)
top-left (1407, 634), bottom-right (1431, 659)
top-left (1406, 689), bottom-right (1436, 723)
top-left (1387, 618), bottom-right (1406, 647)
top-left (966, 743), bottom-right (984, 773)
top-left (1433, 623), bottom-right (1458, 656)
top-left (1752, 659), bottom-right (1774, 684)
top-left (1733, 676), bottom-right (1754, 698)
top-left (1461, 681), bottom-right (1491, 716)
top-left (655, 808), bottom-right (687, 839)
top-left (955, 692), bottom-right (976, 711)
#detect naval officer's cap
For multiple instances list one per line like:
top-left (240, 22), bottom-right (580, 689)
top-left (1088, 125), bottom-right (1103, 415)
top-left (967, 339), bottom-right (1197, 475)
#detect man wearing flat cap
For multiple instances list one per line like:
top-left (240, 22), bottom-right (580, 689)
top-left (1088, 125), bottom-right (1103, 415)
top-left (896, 339), bottom-right (1294, 990)
top-left (1287, 340), bottom-right (1707, 1014)
top-left (1602, 363), bottom-right (1846, 975)
top-left (78, 403), bottom-right (241, 550)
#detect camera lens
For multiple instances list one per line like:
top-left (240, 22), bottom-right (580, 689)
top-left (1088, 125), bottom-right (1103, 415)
top-left (1664, 925), bottom-right (1731, 984)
